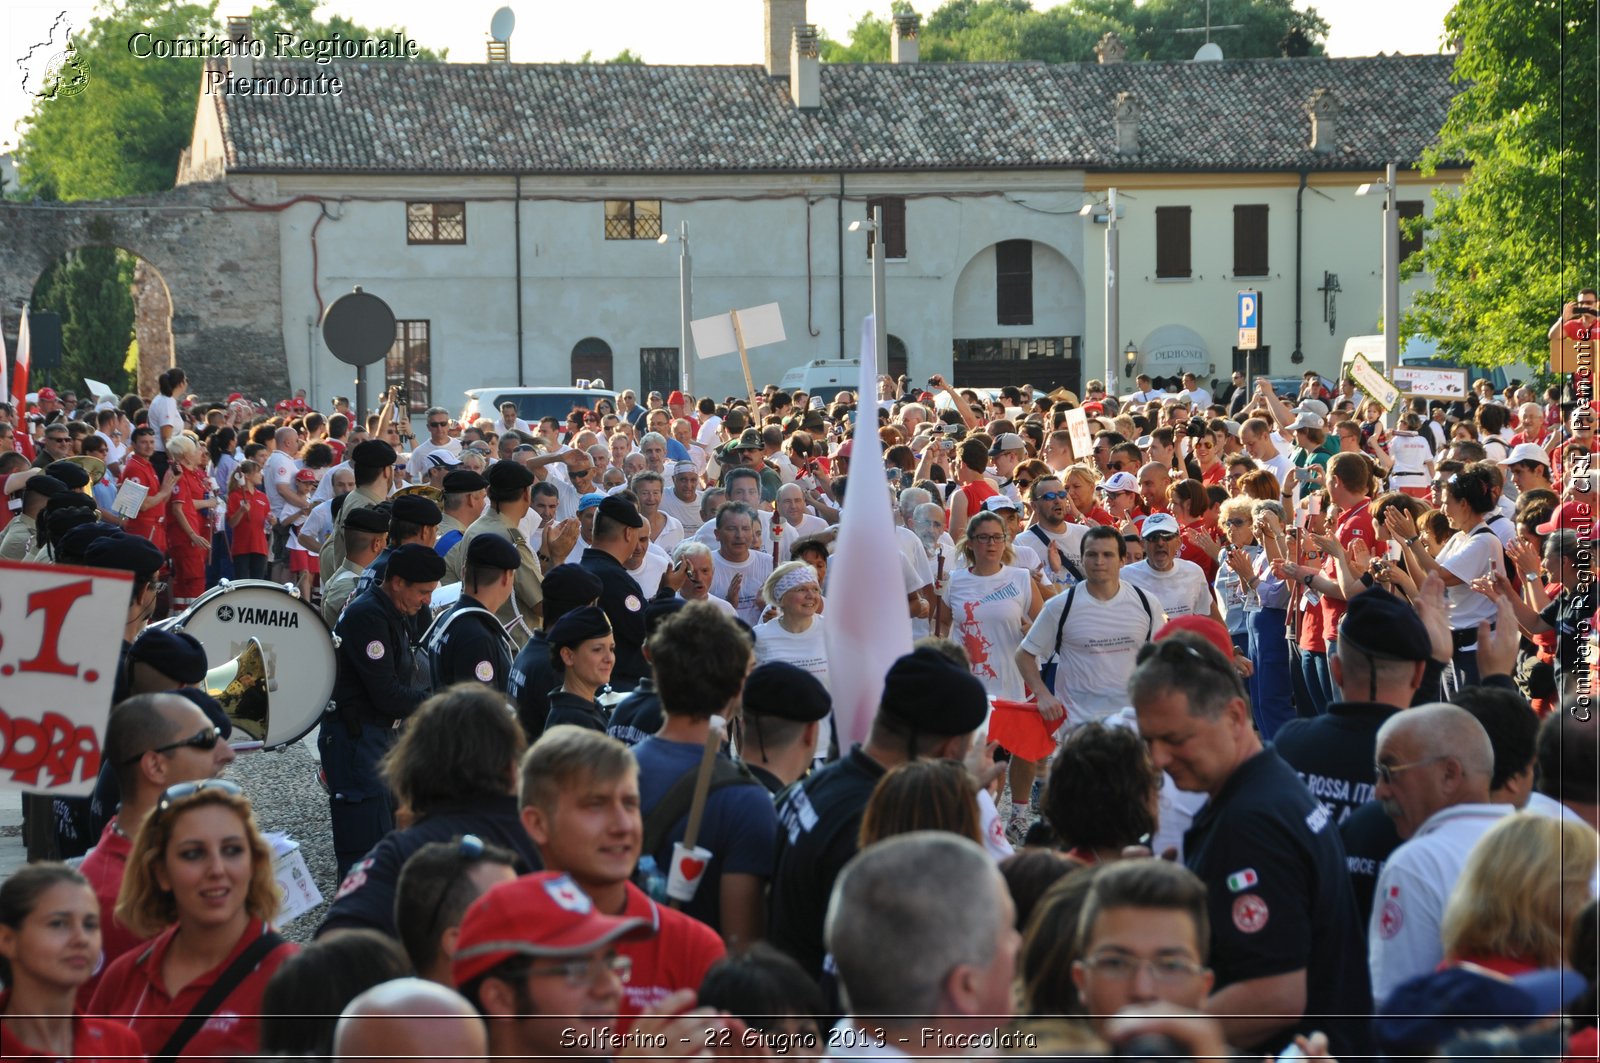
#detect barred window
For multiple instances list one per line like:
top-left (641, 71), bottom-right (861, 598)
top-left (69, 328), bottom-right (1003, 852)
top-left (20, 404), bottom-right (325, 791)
top-left (386, 321), bottom-right (431, 408)
top-left (604, 200), bottom-right (663, 240)
top-left (406, 202), bottom-right (466, 244)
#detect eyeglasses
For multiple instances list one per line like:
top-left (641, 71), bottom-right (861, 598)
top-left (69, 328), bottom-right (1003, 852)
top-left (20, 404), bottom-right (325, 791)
top-left (428, 420), bottom-right (449, 429)
top-left (970, 533), bottom-right (1007, 545)
top-left (1080, 953), bottom-right (1207, 983)
top-left (1035, 490), bottom-right (1069, 502)
top-left (155, 778), bottom-right (243, 819)
top-left (514, 953), bottom-right (633, 989)
top-left (1106, 461), bottom-right (1126, 471)
top-left (425, 834), bottom-right (486, 935)
top-left (1015, 480), bottom-right (1033, 492)
top-left (1225, 518), bottom-right (1250, 526)
top-left (1374, 755), bottom-right (1448, 785)
top-left (121, 725), bottom-right (224, 766)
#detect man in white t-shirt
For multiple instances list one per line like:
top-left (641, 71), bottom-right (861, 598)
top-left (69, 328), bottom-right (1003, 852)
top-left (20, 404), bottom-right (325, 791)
top-left (1121, 513), bottom-right (1219, 622)
top-left (1021, 475), bottom-right (1087, 585)
top-left (694, 397), bottom-right (724, 449)
top-left (263, 426), bottom-right (303, 521)
top-left (1239, 417), bottom-right (1295, 493)
top-left (693, 467), bottom-right (775, 549)
top-left (409, 407), bottom-right (463, 469)
top-left (774, 482), bottom-right (828, 556)
top-left (1018, 525), bottom-right (1167, 727)
top-left (707, 501), bottom-right (773, 625)
top-left (1179, 373), bottom-right (1213, 410)
top-left (660, 460), bottom-right (703, 533)
top-left (495, 401), bottom-right (532, 436)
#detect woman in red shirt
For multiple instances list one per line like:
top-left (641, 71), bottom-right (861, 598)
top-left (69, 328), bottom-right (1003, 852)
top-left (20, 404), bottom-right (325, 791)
top-left (0, 863), bottom-right (144, 1062)
top-left (1167, 477), bottom-right (1223, 582)
top-left (226, 461), bottom-right (271, 581)
top-left (165, 436), bottom-right (217, 610)
top-left (90, 781), bottom-right (297, 1061)
top-left (1192, 427), bottom-right (1228, 486)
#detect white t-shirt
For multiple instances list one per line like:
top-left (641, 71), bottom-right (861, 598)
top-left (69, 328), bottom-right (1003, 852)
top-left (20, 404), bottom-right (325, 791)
top-left (409, 438), bottom-right (462, 470)
top-left (1121, 558), bottom-right (1213, 619)
top-left (1019, 581), bottom-right (1166, 725)
top-left (679, 591), bottom-right (737, 618)
top-left (695, 415), bottom-right (724, 449)
top-left (263, 451), bottom-right (302, 520)
top-left (1437, 522), bottom-right (1504, 633)
top-left (1259, 451), bottom-right (1295, 493)
top-left (1369, 804), bottom-right (1513, 1006)
top-left (147, 394), bottom-right (183, 452)
top-left (1386, 432), bottom-right (1433, 480)
top-left (775, 513), bottom-right (829, 559)
top-left (299, 498), bottom-right (337, 551)
top-left (709, 550), bottom-right (774, 626)
top-left (753, 614), bottom-right (833, 759)
top-left (660, 490), bottom-right (704, 534)
top-left (648, 511), bottom-right (685, 553)
top-left (946, 565), bottom-right (1032, 701)
top-left (1025, 522), bottom-right (1088, 571)
top-left (627, 542), bottom-right (672, 598)
top-left (1181, 387), bottom-right (1213, 409)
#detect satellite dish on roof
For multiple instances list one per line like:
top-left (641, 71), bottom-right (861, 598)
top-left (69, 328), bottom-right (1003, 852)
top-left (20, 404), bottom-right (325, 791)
top-left (490, 7), bottom-right (516, 43)
top-left (1193, 41), bottom-right (1224, 62)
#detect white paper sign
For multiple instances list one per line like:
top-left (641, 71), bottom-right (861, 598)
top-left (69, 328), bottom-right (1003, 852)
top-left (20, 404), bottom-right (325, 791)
top-left (1392, 366), bottom-right (1468, 399)
top-left (1349, 353), bottom-right (1402, 411)
top-left (0, 560), bottom-right (133, 795)
top-left (690, 302), bottom-right (786, 360)
top-left (267, 832), bottom-right (325, 924)
top-left (111, 480), bottom-right (148, 520)
top-left (1063, 408), bottom-right (1094, 460)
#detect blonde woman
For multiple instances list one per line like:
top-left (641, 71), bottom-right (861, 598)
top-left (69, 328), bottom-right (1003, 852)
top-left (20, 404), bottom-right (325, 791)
top-left (753, 560), bottom-right (829, 691)
top-left (91, 781), bottom-right (296, 1060)
top-left (164, 434), bottom-right (217, 610)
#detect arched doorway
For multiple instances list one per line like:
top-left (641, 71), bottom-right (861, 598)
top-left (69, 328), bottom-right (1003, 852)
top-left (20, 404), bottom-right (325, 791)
top-left (22, 246), bottom-right (173, 403)
top-left (950, 240), bottom-right (1085, 392)
top-left (571, 337), bottom-right (613, 388)
top-left (886, 334), bottom-right (909, 382)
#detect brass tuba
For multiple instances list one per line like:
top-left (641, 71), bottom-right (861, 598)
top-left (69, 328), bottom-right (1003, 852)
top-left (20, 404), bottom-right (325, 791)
top-left (204, 638), bottom-right (270, 744)
top-left (65, 455), bottom-right (106, 496)
top-left (392, 484), bottom-right (444, 503)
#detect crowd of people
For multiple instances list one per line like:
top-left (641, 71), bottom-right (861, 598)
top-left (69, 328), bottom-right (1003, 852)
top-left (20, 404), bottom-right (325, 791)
top-left (0, 349), bottom-right (1595, 1062)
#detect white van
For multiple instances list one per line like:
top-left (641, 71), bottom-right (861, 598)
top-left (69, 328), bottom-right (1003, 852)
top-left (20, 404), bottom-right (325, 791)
top-left (1338, 335), bottom-right (1537, 394)
top-left (777, 360), bottom-right (860, 402)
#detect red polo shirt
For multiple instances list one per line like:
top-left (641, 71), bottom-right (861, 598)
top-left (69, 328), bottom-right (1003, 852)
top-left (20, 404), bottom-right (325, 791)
top-left (75, 820), bottom-right (143, 1006)
top-left (1320, 499), bottom-right (1378, 642)
top-left (120, 454), bottom-right (165, 550)
top-left (0, 992), bottom-right (143, 1063)
top-left (614, 881), bottom-right (726, 1017)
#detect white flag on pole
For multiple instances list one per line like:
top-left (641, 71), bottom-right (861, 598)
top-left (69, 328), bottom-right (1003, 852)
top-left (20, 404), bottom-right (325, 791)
top-left (823, 315), bottom-right (914, 748)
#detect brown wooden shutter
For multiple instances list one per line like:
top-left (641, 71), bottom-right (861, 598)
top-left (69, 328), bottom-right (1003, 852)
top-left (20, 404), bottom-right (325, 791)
top-left (1233, 204), bottom-right (1269, 275)
top-left (1156, 206), bottom-right (1192, 279)
top-left (995, 240), bottom-right (1033, 325)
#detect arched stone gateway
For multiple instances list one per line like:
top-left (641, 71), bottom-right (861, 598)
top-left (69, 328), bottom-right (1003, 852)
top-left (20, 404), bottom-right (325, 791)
top-left (0, 178), bottom-right (287, 400)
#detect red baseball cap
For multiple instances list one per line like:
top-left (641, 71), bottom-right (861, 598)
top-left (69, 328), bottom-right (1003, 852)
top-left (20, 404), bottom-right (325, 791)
top-left (1154, 615), bottom-right (1235, 661)
top-left (667, 390), bottom-right (687, 406)
top-left (294, 469), bottom-right (318, 484)
top-left (226, 392), bottom-right (244, 403)
top-left (37, 387), bottom-right (57, 401)
top-left (274, 400), bottom-right (291, 412)
top-left (451, 873), bottom-right (652, 987)
top-left (1536, 499), bottom-right (1596, 541)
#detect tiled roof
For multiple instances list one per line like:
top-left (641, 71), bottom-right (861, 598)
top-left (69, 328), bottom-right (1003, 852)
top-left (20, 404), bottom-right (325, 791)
top-left (214, 54), bottom-right (1460, 175)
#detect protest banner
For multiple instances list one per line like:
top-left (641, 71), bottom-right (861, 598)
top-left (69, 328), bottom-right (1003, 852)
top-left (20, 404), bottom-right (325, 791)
top-left (0, 560), bottom-right (132, 796)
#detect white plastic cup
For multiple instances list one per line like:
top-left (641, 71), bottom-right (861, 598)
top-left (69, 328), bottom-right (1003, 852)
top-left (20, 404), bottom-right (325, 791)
top-left (666, 842), bottom-right (713, 902)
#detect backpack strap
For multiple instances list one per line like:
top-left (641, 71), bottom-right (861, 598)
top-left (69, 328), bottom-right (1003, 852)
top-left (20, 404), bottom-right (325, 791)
top-left (641, 758), bottom-right (762, 859)
top-left (153, 928), bottom-right (285, 1063)
top-left (1045, 584), bottom-right (1078, 664)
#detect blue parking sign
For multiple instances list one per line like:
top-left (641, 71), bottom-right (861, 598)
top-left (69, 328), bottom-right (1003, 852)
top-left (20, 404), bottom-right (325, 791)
top-left (1237, 290), bottom-right (1261, 350)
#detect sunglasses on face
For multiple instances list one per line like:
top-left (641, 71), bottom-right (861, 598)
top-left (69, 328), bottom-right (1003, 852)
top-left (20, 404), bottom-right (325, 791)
top-left (1035, 490), bottom-right (1069, 502)
top-left (155, 778), bottom-right (243, 819)
top-left (428, 421), bottom-right (449, 429)
top-left (122, 725), bottom-right (224, 766)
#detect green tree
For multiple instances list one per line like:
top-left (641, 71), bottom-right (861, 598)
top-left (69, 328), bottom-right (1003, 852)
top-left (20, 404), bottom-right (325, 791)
top-left (576, 48), bottom-right (647, 63)
top-left (31, 248), bottom-right (136, 396)
top-left (1404, 0), bottom-right (1596, 368)
top-left (821, 0), bottom-right (1324, 65)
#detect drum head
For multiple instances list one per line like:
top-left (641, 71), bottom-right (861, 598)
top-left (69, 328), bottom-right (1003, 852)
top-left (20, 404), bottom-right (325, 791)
top-left (174, 580), bottom-right (336, 750)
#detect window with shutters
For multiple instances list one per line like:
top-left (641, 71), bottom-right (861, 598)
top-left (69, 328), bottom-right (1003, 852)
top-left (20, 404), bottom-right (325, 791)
top-left (1398, 201), bottom-right (1425, 261)
top-left (386, 321), bottom-right (431, 407)
top-left (603, 200), bottom-right (663, 240)
top-left (1233, 204), bottom-right (1269, 276)
top-left (1155, 206), bottom-right (1192, 279)
top-left (865, 197), bottom-right (907, 260)
top-left (406, 202), bottom-right (466, 244)
top-left (995, 240), bottom-right (1033, 325)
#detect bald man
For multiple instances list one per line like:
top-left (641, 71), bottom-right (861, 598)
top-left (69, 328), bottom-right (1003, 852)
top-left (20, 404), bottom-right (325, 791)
top-left (334, 978), bottom-right (487, 1063)
top-left (1367, 704), bottom-right (1509, 1006)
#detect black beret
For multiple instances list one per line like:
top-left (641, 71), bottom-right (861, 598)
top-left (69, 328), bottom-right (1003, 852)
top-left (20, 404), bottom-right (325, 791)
top-left (344, 506), bottom-right (391, 534)
top-left (44, 491), bottom-right (95, 515)
top-left (642, 595), bottom-right (684, 638)
top-left (389, 494), bottom-right (442, 526)
top-left (486, 460), bottom-right (534, 496)
top-left (878, 647), bottom-right (987, 736)
top-left (173, 686), bottom-right (232, 740)
top-left (350, 439), bottom-right (398, 468)
top-left (386, 542), bottom-right (446, 583)
top-left (596, 496), bottom-right (644, 529)
top-left (57, 521), bottom-right (121, 562)
top-left (129, 628), bottom-right (209, 685)
top-left (1339, 587), bottom-right (1434, 663)
top-left (442, 469), bottom-right (488, 493)
top-left (743, 661), bottom-right (832, 723)
top-left (467, 533), bottom-right (521, 571)
top-left (83, 532), bottom-right (164, 579)
top-left (23, 474), bottom-right (67, 499)
top-left (547, 605), bottom-right (613, 659)
top-left (44, 460), bottom-right (90, 490)
top-left (541, 563), bottom-right (604, 622)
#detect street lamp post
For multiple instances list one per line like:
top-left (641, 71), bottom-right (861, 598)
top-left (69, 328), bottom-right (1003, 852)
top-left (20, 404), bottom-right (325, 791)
top-left (1081, 191), bottom-right (1123, 395)
top-left (1355, 163), bottom-right (1401, 381)
top-left (658, 221), bottom-right (694, 395)
top-left (848, 207), bottom-right (889, 385)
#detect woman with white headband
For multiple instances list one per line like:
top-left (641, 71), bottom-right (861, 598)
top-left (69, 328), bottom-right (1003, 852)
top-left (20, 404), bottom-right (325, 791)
top-left (753, 560), bottom-right (832, 760)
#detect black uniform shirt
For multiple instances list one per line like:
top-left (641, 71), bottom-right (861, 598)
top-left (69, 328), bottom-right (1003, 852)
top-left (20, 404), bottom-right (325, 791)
top-left (544, 690), bottom-right (607, 733)
top-left (1339, 800), bottom-right (1403, 927)
top-left (767, 746), bottom-right (886, 980)
top-left (606, 678), bottom-right (662, 746)
top-left (1183, 747), bottom-right (1373, 1058)
top-left (580, 547), bottom-right (648, 689)
top-left (332, 587), bottom-right (432, 726)
top-left (1273, 701), bottom-right (1396, 828)
top-left (508, 632), bottom-right (557, 741)
top-left (433, 593), bottom-right (513, 691)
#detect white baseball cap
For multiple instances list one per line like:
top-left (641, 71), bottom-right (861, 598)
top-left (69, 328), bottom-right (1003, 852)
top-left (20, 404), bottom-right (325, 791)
top-left (982, 495), bottom-right (1021, 513)
top-left (1295, 399), bottom-right (1330, 418)
top-left (1141, 512), bottom-right (1181, 538)
top-left (1289, 412), bottom-right (1326, 431)
top-left (1498, 442), bottom-right (1551, 468)
top-left (1097, 471), bottom-right (1139, 494)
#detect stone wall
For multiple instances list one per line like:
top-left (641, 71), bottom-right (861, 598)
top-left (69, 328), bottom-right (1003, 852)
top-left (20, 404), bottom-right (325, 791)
top-left (0, 178), bottom-right (287, 403)
top-left (131, 259), bottom-right (172, 399)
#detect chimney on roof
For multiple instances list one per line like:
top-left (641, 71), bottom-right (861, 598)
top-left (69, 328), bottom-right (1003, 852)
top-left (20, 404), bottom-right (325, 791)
top-left (790, 25), bottom-right (820, 110)
top-left (487, 40), bottom-right (508, 62)
top-left (765, 0), bottom-right (807, 77)
top-left (1114, 92), bottom-right (1139, 155)
top-left (891, 12), bottom-right (920, 64)
top-left (227, 15), bottom-right (254, 80)
top-left (1307, 88), bottom-right (1339, 154)
top-left (1095, 31), bottom-right (1127, 65)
